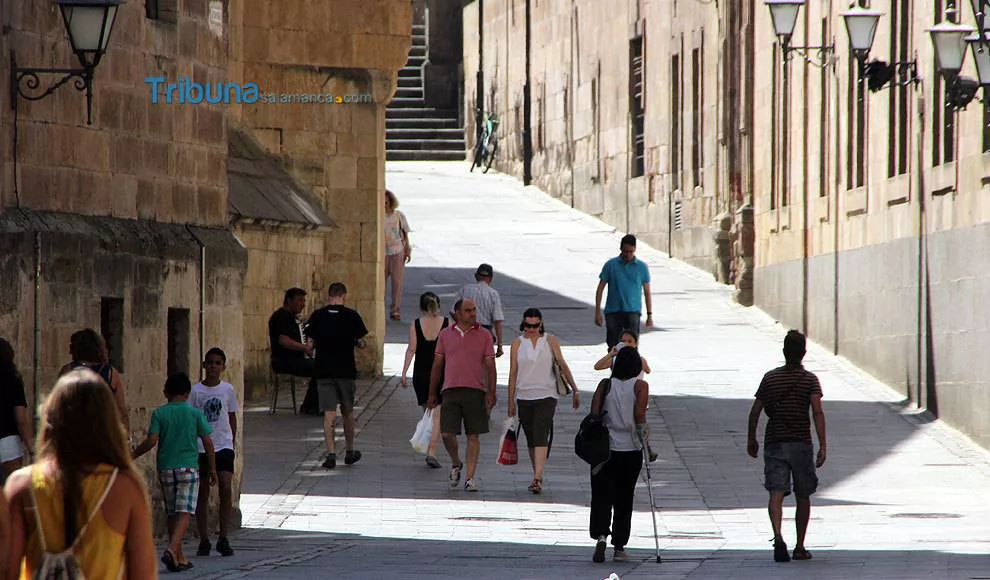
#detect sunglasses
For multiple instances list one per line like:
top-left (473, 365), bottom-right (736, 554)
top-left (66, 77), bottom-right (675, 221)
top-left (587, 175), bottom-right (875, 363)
top-left (523, 322), bottom-right (541, 329)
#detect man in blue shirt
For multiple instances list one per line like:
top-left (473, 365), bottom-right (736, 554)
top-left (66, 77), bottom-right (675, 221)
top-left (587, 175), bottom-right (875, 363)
top-left (594, 234), bottom-right (653, 349)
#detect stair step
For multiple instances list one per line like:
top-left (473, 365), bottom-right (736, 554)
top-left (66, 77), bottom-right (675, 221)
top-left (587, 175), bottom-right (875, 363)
top-left (387, 150), bottom-right (467, 162)
top-left (386, 128), bottom-right (466, 140)
top-left (386, 107), bottom-right (460, 119)
top-left (389, 97), bottom-right (433, 108)
top-left (397, 77), bottom-right (422, 88)
top-left (411, 34), bottom-right (427, 44)
top-left (387, 117), bottom-right (462, 129)
top-left (386, 139), bottom-right (466, 151)
top-left (398, 68), bottom-right (423, 78)
top-left (394, 88), bottom-right (424, 99)
top-left (405, 58), bottom-right (426, 67)
top-left (409, 46), bottom-right (426, 56)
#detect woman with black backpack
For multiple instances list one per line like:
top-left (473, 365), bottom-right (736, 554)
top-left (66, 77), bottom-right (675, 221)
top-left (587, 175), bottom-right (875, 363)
top-left (587, 346), bottom-right (649, 564)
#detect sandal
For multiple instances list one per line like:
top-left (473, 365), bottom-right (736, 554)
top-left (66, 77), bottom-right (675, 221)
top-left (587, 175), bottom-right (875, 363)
top-left (792, 547), bottom-right (813, 560)
top-left (390, 313), bottom-right (401, 321)
top-left (528, 478), bottom-right (542, 494)
top-left (161, 550), bottom-right (180, 573)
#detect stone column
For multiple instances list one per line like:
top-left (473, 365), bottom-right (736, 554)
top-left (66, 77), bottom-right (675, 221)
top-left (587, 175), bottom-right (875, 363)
top-left (711, 212), bottom-right (733, 284)
top-left (732, 204), bottom-right (754, 306)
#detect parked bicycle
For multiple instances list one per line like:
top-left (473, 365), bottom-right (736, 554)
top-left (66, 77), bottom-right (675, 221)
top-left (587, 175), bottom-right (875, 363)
top-left (470, 110), bottom-right (499, 174)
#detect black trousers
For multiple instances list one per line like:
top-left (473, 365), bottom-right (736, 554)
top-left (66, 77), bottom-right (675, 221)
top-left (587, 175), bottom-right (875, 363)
top-left (271, 358), bottom-right (320, 413)
top-left (589, 450), bottom-right (643, 547)
top-left (605, 312), bottom-right (641, 350)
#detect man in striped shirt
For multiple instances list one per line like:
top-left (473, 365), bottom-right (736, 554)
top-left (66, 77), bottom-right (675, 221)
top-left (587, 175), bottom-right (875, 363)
top-left (746, 330), bottom-right (827, 564)
top-left (456, 263), bottom-right (505, 358)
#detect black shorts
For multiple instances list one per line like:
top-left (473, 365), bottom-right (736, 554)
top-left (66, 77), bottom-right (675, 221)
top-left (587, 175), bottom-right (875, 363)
top-left (199, 448), bottom-right (235, 475)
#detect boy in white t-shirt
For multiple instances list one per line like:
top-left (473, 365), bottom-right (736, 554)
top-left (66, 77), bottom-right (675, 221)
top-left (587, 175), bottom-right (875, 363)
top-left (189, 347), bottom-right (241, 557)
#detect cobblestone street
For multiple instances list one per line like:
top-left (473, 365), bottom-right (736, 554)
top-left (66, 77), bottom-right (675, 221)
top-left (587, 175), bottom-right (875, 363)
top-left (175, 162), bottom-right (990, 579)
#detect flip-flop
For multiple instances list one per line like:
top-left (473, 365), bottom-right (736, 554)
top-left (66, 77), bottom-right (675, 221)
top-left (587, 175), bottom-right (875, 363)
top-left (792, 547), bottom-right (813, 560)
top-left (161, 550), bottom-right (180, 572)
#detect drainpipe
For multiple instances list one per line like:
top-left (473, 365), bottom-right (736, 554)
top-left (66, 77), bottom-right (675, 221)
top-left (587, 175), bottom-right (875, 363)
top-left (185, 226), bottom-right (206, 379)
top-left (32, 231), bottom-right (41, 427)
top-left (523, 0), bottom-right (533, 185)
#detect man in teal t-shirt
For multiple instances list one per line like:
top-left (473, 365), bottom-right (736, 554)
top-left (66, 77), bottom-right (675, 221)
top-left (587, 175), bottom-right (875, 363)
top-left (594, 234), bottom-right (653, 349)
top-left (133, 373), bottom-right (217, 571)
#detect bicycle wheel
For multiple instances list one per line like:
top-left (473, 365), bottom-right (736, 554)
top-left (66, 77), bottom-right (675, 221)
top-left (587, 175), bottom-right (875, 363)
top-left (483, 139), bottom-right (498, 173)
top-left (470, 137), bottom-right (485, 172)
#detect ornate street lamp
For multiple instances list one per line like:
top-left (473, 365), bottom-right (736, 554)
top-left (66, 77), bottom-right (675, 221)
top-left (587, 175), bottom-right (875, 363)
top-left (929, 17), bottom-right (979, 109)
top-left (10, 0), bottom-right (124, 125)
top-left (765, 0), bottom-right (835, 66)
top-left (966, 31), bottom-right (990, 85)
top-left (841, 5), bottom-right (919, 92)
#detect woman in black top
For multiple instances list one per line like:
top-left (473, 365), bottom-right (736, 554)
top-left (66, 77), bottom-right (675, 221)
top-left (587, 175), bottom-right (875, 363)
top-left (401, 292), bottom-right (449, 469)
top-left (0, 338), bottom-right (33, 480)
top-left (58, 328), bottom-right (129, 433)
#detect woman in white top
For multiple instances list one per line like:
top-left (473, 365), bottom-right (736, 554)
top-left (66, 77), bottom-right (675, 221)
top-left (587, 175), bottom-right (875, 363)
top-left (588, 347), bottom-right (649, 563)
top-left (383, 189), bottom-right (411, 320)
top-left (507, 308), bottom-right (580, 494)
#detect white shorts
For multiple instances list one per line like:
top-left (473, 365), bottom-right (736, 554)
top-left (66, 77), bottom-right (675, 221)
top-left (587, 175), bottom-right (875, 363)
top-left (0, 435), bottom-right (24, 462)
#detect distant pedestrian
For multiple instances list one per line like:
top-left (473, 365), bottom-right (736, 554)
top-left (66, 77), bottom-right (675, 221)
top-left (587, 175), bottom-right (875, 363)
top-left (592, 330), bottom-right (657, 462)
top-left (268, 288), bottom-right (320, 415)
top-left (305, 282), bottom-right (369, 469)
top-left (427, 298), bottom-right (497, 492)
top-left (59, 328), bottom-right (130, 432)
top-left (507, 308), bottom-right (580, 494)
top-left (456, 263), bottom-right (505, 357)
top-left (594, 234), bottom-right (653, 350)
top-left (401, 292), bottom-right (449, 468)
top-left (5, 369), bottom-right (157, 579)
top-left (746, 330), bottom-right (827, 563)
top-left (189, 347), bottom-right (240, 557)
top-left (133, 373), bottom-right (217, 572)
top-left (0, 338), bottom-right (33, 481)
top-left (589, 347), bottom-right (649, 563)
top-left (384, 189), bottom-right (412, 321)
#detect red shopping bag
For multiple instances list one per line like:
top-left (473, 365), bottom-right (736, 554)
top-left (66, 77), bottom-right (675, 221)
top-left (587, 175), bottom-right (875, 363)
top-left (496, 426), bottom-right (519, 465)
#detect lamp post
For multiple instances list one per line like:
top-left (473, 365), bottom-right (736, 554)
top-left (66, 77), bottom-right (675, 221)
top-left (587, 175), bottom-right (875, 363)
top-left (10, 0), bottom-right (123, 125)
top-left (765, 0), bottom-right (834, 66)
top-left (841, 5), bottom-right (919, 92)
top-left (929, 17), bottom-right (979, 109)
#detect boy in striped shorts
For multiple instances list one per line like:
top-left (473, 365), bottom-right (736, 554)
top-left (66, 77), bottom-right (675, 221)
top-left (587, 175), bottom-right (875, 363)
top-left (134, 373), bottom-right (217, 572)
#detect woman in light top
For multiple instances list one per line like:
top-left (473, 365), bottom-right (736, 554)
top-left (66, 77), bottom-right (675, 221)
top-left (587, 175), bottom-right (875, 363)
top-left (593, 329), bottom-right (651, 378)
top-left (588, 347), bottom-right (649, 563)
top-left (4, 369), bottom-right (157, 579)
top-left (401, 292), bottom-right (449, 468)
top-left (507, 308), bottom-right (580, 494)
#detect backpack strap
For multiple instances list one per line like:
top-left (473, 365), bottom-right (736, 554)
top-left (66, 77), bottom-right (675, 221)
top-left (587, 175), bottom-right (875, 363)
top-left (70, 468), bottom-right (118, 550)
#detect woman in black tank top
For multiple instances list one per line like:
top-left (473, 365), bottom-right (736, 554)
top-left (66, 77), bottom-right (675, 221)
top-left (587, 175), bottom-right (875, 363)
top-left (401, 293), bottom-right (448, 468)
top-left (58, 329), bottom-right (130, 434)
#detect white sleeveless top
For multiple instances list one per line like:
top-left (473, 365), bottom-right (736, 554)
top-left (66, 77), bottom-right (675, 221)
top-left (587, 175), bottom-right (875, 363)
top-left (604, 377), bottom-right (641, 451)
top-left (514, 335), bottom-right (558, 400)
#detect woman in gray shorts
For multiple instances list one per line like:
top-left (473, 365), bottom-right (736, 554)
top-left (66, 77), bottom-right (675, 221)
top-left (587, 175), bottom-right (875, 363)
top-left (507, 308), bottom-right (580, 493)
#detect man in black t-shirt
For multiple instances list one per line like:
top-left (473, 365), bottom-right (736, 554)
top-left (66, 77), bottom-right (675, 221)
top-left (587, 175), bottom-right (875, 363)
top-left (268, 287), bottom-right (320, 415)
top-left (304, 282), bottom-right (369, 469)
top-left (746, 330), bottom-right (827, 564)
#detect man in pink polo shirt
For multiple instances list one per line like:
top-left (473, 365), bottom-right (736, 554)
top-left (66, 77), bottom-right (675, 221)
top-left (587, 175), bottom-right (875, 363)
top-left (427, 298), bottom-right (497, 492)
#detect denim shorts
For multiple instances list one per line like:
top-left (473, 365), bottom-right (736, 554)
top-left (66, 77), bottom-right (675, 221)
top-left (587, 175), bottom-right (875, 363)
top-left (763, 442), bottom-right (818, 497)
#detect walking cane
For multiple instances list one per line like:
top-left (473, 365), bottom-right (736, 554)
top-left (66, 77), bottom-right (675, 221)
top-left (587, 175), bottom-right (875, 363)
top-left (639, 432), bottom-right (662, 563)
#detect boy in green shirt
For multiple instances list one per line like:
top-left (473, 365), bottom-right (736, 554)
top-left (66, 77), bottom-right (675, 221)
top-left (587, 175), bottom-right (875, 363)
top-left (133, 373), bottom-right (217, 572)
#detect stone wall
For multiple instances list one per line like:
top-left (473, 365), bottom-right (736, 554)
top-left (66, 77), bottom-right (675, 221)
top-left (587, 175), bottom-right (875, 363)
top-left (228, 0), bottom-right (413, 378)
top-left (462, 0), bottom-right (727, 269)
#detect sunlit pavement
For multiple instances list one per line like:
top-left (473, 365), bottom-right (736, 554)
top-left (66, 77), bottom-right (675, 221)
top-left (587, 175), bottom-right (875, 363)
top-left (173, 162), bottom-right (990, 579)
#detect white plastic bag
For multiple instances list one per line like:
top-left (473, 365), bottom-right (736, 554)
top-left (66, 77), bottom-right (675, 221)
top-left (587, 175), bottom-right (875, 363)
top-left (409, 409), bottom-right (434, 454)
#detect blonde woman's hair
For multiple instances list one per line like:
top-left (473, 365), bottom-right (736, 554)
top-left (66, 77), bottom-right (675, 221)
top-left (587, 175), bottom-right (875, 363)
top-left (38, 369), bottom-right (144, 539)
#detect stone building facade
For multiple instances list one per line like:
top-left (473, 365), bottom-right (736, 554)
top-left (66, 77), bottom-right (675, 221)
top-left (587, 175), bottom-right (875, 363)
top-left (462, 0), bottom-right (736, 273)
top-left (468, 0), bottom-right (990, 448)
top-left (0, 0), bottom-right (410, 530)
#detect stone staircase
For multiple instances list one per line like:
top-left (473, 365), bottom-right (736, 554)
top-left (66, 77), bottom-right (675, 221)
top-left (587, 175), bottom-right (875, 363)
top-left (386, 21), bottom-right (465, 161)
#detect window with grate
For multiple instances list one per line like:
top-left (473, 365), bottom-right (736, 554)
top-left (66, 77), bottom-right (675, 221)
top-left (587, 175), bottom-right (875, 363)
top-left (167, 308), bottom-right (190, 377)
top-left (146, 0), bottom-right (178, 22)
top-left (888, 0), bottom-right (912, 176)
top-left (691, 37), bottom-right (704, 188)
top-left (101, 298), bottom-right (124, 373)
top-left (933, 0), bottom-right (957, 165)
top-left (670, 52), bottom-right (682, 191)
top-left (630, 36), bottom-right (645, 178)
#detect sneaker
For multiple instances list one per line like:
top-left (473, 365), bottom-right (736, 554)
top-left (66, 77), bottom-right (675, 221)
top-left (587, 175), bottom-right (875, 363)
top-left (322, 453), bottom-right (336, 469)
top-left (344, 450), bottom-right (362, 465)
top-left (425, 455), bottom-right (441, 468)
top-left (613, 547), bottom-right (629, 562)
top-left (592, 536), bottom-right (607, 563)
top-left (196, 539), bottom-right (211, 556)
top-left (216, 536), bottom-right (234, 557)
top-left (449, 464), bottom-right (462, 488)
top-left (464, 478), bottom-right (480, 492)
top-left (773, 537), bottom-right (791, 563)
